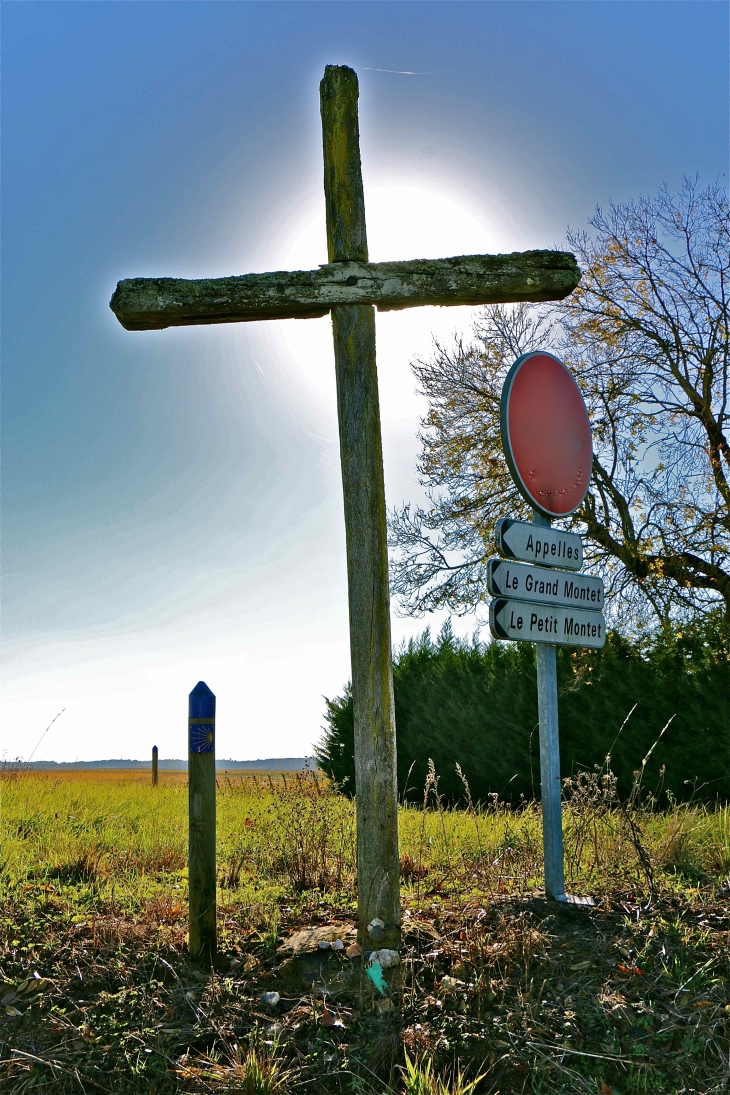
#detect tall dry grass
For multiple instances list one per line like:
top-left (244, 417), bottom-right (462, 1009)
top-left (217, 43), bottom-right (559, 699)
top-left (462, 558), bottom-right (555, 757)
top-left (2, 765), bottom-right (728, 910)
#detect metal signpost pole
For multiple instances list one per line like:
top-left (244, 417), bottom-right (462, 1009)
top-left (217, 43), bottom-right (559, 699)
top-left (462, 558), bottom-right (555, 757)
top-left (532, 512), bottom-right (566, 901)
top-left (188, 681), bottom-right (217, 965)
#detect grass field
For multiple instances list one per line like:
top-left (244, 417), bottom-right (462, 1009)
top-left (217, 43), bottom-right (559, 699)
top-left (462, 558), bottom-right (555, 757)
top-left (0, 768), bottom-right (729, 1093)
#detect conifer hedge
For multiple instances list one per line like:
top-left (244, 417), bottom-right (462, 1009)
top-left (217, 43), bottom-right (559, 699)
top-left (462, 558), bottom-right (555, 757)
top-left (316, 618), bottom-right (730, 805)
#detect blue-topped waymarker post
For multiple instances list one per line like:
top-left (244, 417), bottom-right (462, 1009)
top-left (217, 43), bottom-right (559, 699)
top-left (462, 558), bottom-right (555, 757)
top-left (188, 681), bottom-right (216, 963)
top-left (490, 351), bottom-right (603, 904)
top-left (110, 67), bottom-right (581, 944)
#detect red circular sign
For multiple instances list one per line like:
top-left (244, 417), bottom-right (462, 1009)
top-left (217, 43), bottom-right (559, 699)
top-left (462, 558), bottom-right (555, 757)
top-left (500, 351), bottom-right (592, 518)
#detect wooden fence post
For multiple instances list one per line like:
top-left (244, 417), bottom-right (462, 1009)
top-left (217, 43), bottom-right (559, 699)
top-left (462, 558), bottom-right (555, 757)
top-left (188, 681), bottom-right (217, 964)
top-left (152, 745), bottom-right (158, 787)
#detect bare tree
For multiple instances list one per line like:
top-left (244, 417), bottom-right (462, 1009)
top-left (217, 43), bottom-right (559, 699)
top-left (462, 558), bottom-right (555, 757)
top-left (389, 179), bottom-right (730, 629)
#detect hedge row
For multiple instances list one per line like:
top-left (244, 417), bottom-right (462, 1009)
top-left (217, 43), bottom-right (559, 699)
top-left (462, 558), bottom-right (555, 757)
top-left (316, 617), bottom-right (730, 805)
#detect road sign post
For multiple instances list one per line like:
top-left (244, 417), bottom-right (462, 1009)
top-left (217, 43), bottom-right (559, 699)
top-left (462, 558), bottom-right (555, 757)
top-left (188, 681), bottom-right (217, 964)
top-left (492, 351), bottom-right (601, 904)
top-left (532, 512), bottom-right (566, 901)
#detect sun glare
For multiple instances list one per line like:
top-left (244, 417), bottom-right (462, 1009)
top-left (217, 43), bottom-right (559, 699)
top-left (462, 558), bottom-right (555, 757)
top-left (257, 185), bottom-right (498, 417)
top-left (280, 183), bottom-right (497, 270)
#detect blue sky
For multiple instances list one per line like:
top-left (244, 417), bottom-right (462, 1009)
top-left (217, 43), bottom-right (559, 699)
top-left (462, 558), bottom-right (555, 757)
top-left (2, 1), bottom-right (727, 763)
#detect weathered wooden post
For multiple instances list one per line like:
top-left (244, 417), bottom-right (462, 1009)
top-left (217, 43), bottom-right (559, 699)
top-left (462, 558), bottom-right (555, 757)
top-left (320, 66), bottom-right (400, 945)
top-left (188, 681), bottom-right (216, 964)
top-left (152, 745), bottom-right (158, 787)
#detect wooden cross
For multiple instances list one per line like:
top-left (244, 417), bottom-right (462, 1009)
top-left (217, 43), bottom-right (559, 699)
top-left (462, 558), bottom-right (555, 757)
top-left (110, 65), bottom-right (580, 945)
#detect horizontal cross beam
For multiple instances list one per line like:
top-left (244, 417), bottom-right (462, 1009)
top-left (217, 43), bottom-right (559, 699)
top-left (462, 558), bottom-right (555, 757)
top-left (110, 250), bottom-right (580, 331)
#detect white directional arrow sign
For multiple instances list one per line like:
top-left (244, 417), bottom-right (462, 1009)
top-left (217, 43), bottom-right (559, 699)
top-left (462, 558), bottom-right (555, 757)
top-left (495, 518), bottom-right (583, 570)
top-left (489, 597), bottom-right (606, 649)
top-left (487, 558), bottom-right (604, 609)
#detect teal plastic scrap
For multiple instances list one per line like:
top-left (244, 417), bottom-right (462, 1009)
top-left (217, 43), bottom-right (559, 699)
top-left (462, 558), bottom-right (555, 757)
top-left (366, 961), bottom-right (388, 995)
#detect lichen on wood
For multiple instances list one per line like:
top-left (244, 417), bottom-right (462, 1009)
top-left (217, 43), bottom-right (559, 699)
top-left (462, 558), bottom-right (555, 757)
top-left (321, 65), bottom-right (401, 942)
top-left (110, 251), bottom-right (581, 331)
top-left (320, 65), bottom-right (368, 265)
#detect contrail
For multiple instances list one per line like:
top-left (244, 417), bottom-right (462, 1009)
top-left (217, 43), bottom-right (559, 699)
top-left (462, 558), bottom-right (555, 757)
top-left (362, 67), bottom-right (443, 76)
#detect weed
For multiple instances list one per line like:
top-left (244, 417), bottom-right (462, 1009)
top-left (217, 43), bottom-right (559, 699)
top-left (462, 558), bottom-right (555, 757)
top-left (402, 1053), bottom-right (485, 1095)
top-left (262, 771), bottom-right (354, 892)
top-left (177, 1040), bottom-right (296, 1092)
